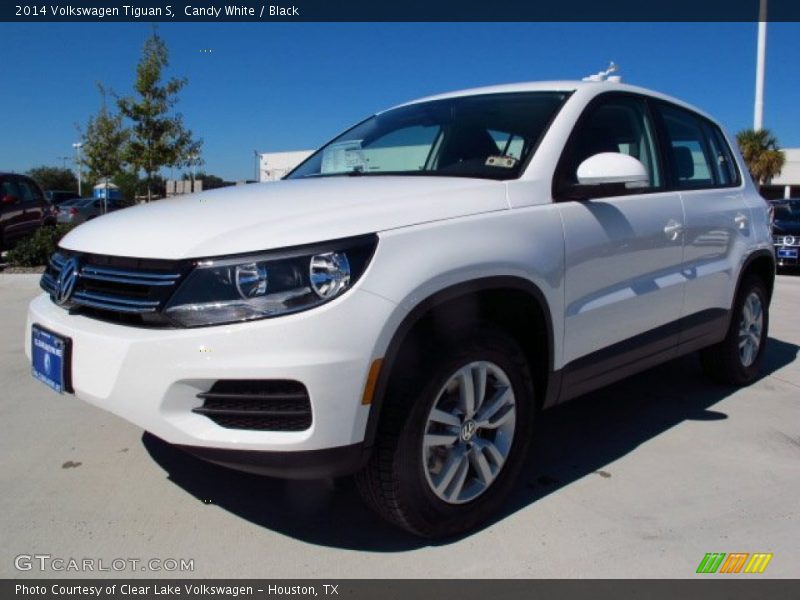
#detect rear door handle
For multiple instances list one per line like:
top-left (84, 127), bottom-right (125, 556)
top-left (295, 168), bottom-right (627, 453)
top-left (734, 212), bottom-right (749, 229)
top-left (664, 219), bottom-right (684, 241)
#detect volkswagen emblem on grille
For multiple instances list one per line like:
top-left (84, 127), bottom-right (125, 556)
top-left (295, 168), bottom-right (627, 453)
top-left (55, 257), bottom-right (81, 306)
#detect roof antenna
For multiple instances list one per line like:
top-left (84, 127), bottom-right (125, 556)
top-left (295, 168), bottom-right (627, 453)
top-left (583, 62), bottom-right (621, 83)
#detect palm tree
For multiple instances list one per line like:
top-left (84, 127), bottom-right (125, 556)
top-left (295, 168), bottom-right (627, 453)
top-left (736, 129), bottom-right (785, 187)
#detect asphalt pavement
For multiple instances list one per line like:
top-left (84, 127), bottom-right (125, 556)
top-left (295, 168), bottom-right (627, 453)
top-left (1, 273), bottom-right (798, 578)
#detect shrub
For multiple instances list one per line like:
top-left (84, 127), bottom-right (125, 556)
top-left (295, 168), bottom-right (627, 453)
top-left (6, 224), bottom-right (76, 267)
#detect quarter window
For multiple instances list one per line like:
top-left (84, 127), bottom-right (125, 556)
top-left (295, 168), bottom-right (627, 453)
top-left (703, 122), bottom-right (740, 186)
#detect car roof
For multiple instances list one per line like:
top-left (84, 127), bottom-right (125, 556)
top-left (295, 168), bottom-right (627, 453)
top-left (390, 80), bottom-right (716, 123)
top-left (0, 172), bottom-right (35, 178)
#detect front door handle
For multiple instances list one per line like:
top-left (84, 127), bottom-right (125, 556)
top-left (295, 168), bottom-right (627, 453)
top-left (664, 219), bottom-right (684, 241)
top-left (734, 212), bottom-right (749, 229)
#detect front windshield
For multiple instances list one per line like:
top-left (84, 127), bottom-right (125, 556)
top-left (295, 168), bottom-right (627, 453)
top-left (774, 201), bottom-right (800, 222)
top-left (288, 92), bottom-right (568, 181)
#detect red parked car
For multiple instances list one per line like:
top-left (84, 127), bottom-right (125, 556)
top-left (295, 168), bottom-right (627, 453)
top-left (0, 173), bottom-right (55, 251)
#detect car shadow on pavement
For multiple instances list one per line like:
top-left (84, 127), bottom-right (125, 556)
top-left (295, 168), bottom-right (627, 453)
top-left (143, 336), bottom-right (799, 552)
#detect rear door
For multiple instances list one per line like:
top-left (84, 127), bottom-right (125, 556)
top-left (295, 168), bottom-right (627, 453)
top-left (554, 93), bottom-right (686, 396)
top-left (652, 102), bottom-right (750, 341)
top-left (15, 177), bottom-right (46, 236)
top-left (0, 176), bottom-right (29, 246)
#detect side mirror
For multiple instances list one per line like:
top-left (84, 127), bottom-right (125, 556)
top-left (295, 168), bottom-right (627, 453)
top-left (577, 152), bottom-right (649, 186)
top-left (563, 153), bottom-right (650, 200)
top-left (1, 194), bottom-right (18, 205)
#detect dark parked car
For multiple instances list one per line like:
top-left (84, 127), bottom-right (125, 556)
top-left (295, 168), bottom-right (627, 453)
top-left (771, 198), bottom-right (800, 269)
top-left (1, 173), bottom-right (53, 251)
top-left (55, 196), bottom-right (131, 225)
top-left (45, 190), bottom-right (81, 206)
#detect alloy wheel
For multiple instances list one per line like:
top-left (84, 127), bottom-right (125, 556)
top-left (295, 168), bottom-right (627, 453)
top-left (421, 361), bottom-right (517, 504)
top-left (738, 291), bottom-right (764, 367)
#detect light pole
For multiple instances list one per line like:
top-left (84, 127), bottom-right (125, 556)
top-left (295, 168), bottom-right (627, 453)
top-left (754, 0), bottom-right (767, 130)
top-left (254, 150), bottom-right (260, 182)
top-left (72, 142), bottom-right (83, 196)
top-left (189, 153), bottom-right (199, 191)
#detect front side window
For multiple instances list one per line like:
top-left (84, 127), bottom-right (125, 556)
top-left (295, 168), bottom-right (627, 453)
top-left (557, 95), bottom-right (662, 193)
top-left (288, 92), bottom-right (568, 181)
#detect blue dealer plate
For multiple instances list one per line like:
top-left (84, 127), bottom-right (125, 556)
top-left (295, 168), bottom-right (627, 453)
top-left (31, 325), bottom-right (71, 394)
top-left (777, 248), bottom-right (798, 259)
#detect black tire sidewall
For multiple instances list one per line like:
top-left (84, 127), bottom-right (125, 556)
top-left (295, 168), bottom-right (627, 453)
top-left (392, 330), bottom-right (534, 537)
top-left (728, 277), bottom-right (770, 384)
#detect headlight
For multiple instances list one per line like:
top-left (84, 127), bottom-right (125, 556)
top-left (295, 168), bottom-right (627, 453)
top-left (164, 235), bottom-right (377, 327)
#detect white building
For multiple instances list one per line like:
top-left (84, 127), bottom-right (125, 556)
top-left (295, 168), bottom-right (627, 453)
top-left (769, 148), bottom-right (800, 199)
top-left (258, 150), bottom-right (312, 182)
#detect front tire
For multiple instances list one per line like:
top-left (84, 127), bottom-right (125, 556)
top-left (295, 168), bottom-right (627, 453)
top-left (701, 275), bottom-right (769, 386)
top-left (356, 328), bottom-right (535, 538)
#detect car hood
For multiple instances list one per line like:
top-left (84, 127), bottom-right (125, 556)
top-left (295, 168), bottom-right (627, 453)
top-left (59, 176), bottom-right (508, 259)
top-left (773, 220), bottom-right (800, 236)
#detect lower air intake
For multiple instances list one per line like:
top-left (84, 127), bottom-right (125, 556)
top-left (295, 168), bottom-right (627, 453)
top-left (193, 380), bottom-right (312, 431)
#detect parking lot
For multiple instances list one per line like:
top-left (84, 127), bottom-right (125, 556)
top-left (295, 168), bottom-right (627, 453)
top-left (1, 273), bottom-right (798, 579)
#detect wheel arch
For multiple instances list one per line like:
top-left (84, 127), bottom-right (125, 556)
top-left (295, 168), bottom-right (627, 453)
top-left (362, 276), bottom-right (555, 448)
top-left (737, 249), bottom-right (776, 306)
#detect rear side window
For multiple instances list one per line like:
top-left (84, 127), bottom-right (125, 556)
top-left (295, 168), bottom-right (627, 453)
top-left (655, 103), bottom-right (738, 190)
top-left (1, 178), bottom-right (21, 205)
top-left (16, 178), bottom-right (44, 204)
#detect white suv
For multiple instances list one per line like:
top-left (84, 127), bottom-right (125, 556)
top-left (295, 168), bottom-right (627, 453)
top-left (26, 81), bottom-right (774, 537)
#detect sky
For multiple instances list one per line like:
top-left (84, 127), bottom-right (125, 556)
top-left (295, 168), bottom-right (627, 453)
top-left (2, 22), bottom-right (799, 182)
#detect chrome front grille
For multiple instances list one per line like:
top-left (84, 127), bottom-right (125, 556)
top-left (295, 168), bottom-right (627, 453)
top-left (70, 291), bottom-right (161, 314)
top-left (773, 235), bottom-right (798, 247)
top-left (41, 251), bottom-right (189, 324)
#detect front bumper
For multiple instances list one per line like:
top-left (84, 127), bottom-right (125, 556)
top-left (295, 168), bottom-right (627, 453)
top-left (176, 440), bottom-right (368, 478)
top-left (774, 244), bottom-right (800, 267)
top-left (25, 289), bottom-right (396, 469)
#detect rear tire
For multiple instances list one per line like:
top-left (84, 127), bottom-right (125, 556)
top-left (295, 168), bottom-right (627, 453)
top-left (356, 327), bottom-right (535, 538)
top-left (700, 275), bottom-right (769, 386)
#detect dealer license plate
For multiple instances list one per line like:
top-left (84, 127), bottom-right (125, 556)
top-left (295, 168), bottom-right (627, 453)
top-left (31, 325), bottom-right (71, 394)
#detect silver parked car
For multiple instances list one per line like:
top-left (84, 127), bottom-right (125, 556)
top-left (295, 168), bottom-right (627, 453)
top-left (56, 197), bottom-right (130, 225)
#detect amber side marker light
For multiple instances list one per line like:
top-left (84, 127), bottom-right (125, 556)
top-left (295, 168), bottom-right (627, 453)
top-left (362, 359), bottom-right (383, 405)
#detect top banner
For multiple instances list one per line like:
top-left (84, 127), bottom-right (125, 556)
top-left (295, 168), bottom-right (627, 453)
top-left (4, 0), bottom-right (800, 22)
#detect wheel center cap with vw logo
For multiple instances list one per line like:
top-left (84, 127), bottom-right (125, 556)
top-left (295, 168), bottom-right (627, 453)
top-left (460, 419), bottom-right (478, 442)
top-left (55, 257), bottom-right (81, 306)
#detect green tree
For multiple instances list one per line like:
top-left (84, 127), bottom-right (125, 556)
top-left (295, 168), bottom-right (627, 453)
top-left (111, 169), bottom-right (140, 203)
top-left (736, 129), bottom-right (786, 187)
top-left (82, 84), bottom-right (129, 187)
top-left (118, 29), bottom-right (202, 201)
top-left (181, 171), bottom-right (229, 190)
top-left (25, 166), bottom-right (78, 193)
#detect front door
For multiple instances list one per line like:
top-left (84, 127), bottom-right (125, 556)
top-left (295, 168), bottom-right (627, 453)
top-left (554, 94), bottom-right (686, 396)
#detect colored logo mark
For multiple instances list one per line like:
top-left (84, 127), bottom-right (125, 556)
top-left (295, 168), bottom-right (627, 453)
top-left (696, 552), bottom-right (773, 574)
